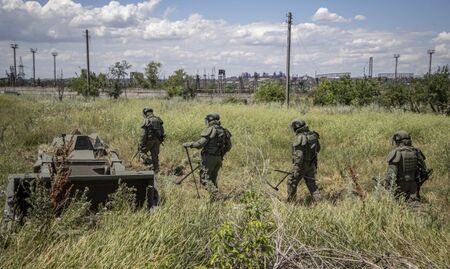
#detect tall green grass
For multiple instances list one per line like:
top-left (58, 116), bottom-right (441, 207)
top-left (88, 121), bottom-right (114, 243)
top-left (0, 95), bottom-right (449, 268)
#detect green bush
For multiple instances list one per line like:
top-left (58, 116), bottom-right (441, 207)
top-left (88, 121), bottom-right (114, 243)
top-left (164, 69), bottom-right (188, 98)
top-left (255, 81), bottom-right (285, 103)
top-left (209, 191), bottom-right (274, 268)
top-left (313, 67), bottom-right (449, 114)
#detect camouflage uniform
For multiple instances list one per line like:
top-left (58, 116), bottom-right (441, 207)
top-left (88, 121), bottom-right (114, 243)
top-left (183, 113), bottom-right (232, 200)
top-left (287, 119), bottom-right (321, 202)
top-left (386, 131), bottom-right (427, 201)
top-left (139, 108), bottom-right (165, 172)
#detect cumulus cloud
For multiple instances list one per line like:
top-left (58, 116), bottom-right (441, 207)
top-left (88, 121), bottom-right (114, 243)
top-left (434, 32), bottom-right (450, 42)
top-left (0, 0), bottom-right (445, 78)
top-left (312, 7), bottom-right (351, 23)
top-left (354, 15), bottom-right (366, 21)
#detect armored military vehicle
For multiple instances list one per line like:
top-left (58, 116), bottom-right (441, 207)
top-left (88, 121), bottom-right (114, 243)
top-left (2, 131), bottom-right (158, 225)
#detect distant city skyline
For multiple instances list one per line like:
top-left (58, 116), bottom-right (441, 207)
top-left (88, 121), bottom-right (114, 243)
top-left (1, 0), bottom-right (449, 79)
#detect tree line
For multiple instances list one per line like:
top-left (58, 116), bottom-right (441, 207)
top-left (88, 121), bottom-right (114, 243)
top-left (63, 60), bottom-right (450, 114)
top-left (313, 66), bottom-right (449, 114)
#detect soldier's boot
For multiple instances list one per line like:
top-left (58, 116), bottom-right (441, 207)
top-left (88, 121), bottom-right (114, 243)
top-left (207, 183), bottom-right (221, 202)
top-left (286, 184), bottom-right (297, 203)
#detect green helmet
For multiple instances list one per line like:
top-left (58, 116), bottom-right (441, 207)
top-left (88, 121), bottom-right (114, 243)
top-left (291, 119), bottom-right (306, 132)
top-left (392, 130), bottom-right (411, 144)
top-left (205, 113), bottom-right (220, 122)
top-left (143, 107), bottom-right (153, 115)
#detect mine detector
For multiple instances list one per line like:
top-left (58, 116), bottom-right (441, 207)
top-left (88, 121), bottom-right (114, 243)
top-left (2, 132), bottom-right (158, 225)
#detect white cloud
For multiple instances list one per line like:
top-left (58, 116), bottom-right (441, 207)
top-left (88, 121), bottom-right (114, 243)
top-left (434, 32), bottom-right (450, 42)
top-left (312, 7), bottom-right (351, 23)
top-left (0, 1), bottom-right (445, 78)
top-left (354, 15), bottom-right (366, 21)
top-left (435, 44), bottom-right (450, 58)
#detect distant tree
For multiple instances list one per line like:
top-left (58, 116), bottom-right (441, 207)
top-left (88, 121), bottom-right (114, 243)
top-left (133, 72), bottom-right (149, 89)
top-left (424, 66), bottom-right (449, 114)
top-left (164, 69), bottom-right (187, 97)
top-left (70, 69), bottom-right (104, 97)
top-left (255, 81), bottom-right (285, 103)
top-left (108, 60), bottom-right (132, 99)
top-left (144, 61), bottom-right (162, 89)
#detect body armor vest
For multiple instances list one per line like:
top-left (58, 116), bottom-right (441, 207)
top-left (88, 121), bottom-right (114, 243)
top-left (293, 131), bottom-right (319, 162)
top-left (145, 116), bottom-right (163, 139)
top-left (398, 147), bottom-right (418, 181)
top-left (205, 126), bottom-right (231, 156)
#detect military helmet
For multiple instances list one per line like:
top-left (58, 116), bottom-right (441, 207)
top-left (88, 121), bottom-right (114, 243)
top-left (212, 113), bottom-right (220, 121)
top-left (143, 107), bottom-right (153, 115)
top-left (205, 113), bottom-right (219, 122)
top-left (291, 119), bottom-right (306, 131)
top-left (392, 130), bottom-right (411, 144)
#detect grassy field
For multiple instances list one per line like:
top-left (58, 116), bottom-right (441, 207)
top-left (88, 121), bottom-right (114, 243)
top-left (0, 95), bottom-right (449, 268)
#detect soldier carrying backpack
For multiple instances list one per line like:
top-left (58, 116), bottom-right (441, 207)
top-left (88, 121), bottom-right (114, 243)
top-left (287, 119), bottom-right (321, 202)
top-left (139, 107), bottom-right (165, 172)
top-left (385, 130), bottom-right (430, 202)
top-left (183, 113), bottom-right (232, 201)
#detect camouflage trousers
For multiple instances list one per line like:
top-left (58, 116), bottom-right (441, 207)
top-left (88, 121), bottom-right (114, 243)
top-left (287, 164), bottom-right (318, 202)
top-left (200, 154), bottom-right (222, 200)
top-left (143, 139), bottom-right (161, 172)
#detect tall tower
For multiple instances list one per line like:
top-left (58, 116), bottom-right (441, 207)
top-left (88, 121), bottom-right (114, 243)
top-left (85, 29), bottom-right (91, 94)
top-left (427, 49), bottom-right (435, 75)
top-left (368, 57), bottom-right (373, 78)
top-left (285, 12), bottom-right (292, 108)
top-left (10, 43), bottom-right (18, 86)
top-left (30, 48), bottom-right (37, 86)
top-left (394, 54), bottom-right (400, 79)
top-left (52, 51), bottom-right (58, 87)
top-left (18, 56), bottom-right (25, 80)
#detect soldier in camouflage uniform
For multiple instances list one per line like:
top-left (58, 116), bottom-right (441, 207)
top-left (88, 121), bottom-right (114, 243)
top-left (385, 130), bottom-right (428, 201)
top-left (183, 113), bottom-right (232, 200)
top-left (287, 119), bottom-right (321, 202)
top-left (139, 107), bottom-right (165, 172)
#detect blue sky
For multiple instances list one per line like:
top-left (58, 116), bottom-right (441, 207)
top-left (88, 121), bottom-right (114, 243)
top-left (53, 0), bottom-right (450, 31)
top-left (1, 0), bottom-right (449, 78)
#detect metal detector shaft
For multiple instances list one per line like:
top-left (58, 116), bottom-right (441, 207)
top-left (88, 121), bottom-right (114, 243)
top-left (185, 147), bottom-right (200, 198)
top-left (174, 165), bottom-right (199, 185)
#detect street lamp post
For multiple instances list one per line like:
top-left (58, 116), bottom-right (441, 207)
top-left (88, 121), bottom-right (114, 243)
top-left (427, 49), bottom-right (435, 75)
top-left (394, 54), bottom-right (400, 80)
top-left (52, 51), bottom-right (58, 87)
top-left (30, 48), bottom-right (37, 86)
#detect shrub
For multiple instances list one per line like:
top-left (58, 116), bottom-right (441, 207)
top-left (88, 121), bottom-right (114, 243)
top-left (209, 191), bottom-right (274, 268)
top-left (255, 81), bottom-right (285, 103)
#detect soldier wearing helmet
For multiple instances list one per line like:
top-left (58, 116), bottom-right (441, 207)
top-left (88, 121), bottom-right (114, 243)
top-left (139, 107), bottom-right (165, 172)
top-left (386, 130), bottom-right (428, 201)
top-left (288, 119), bottom-right (321, 202)
top-left (183, 113), bottom-right (232, 201)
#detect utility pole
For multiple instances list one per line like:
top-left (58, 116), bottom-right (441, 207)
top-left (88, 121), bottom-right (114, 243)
top-left (10, 43), bottom-right (18, 86)
top-left (52, 51), bottom-right (58, 87)
top-left (394, 54), bottom-right (400, 80)
top-left (427, 49), bottom-right (435, 75)
top-left (30, 48), bottom-right (37, 86)
top-left (285, 12), bottom-right (292, 108)
top-left (85, 29), bottom-right (91, 94)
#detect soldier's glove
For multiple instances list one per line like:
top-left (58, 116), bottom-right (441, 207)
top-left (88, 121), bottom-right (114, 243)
top-left (183, 142), bottom-right (192, 148)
